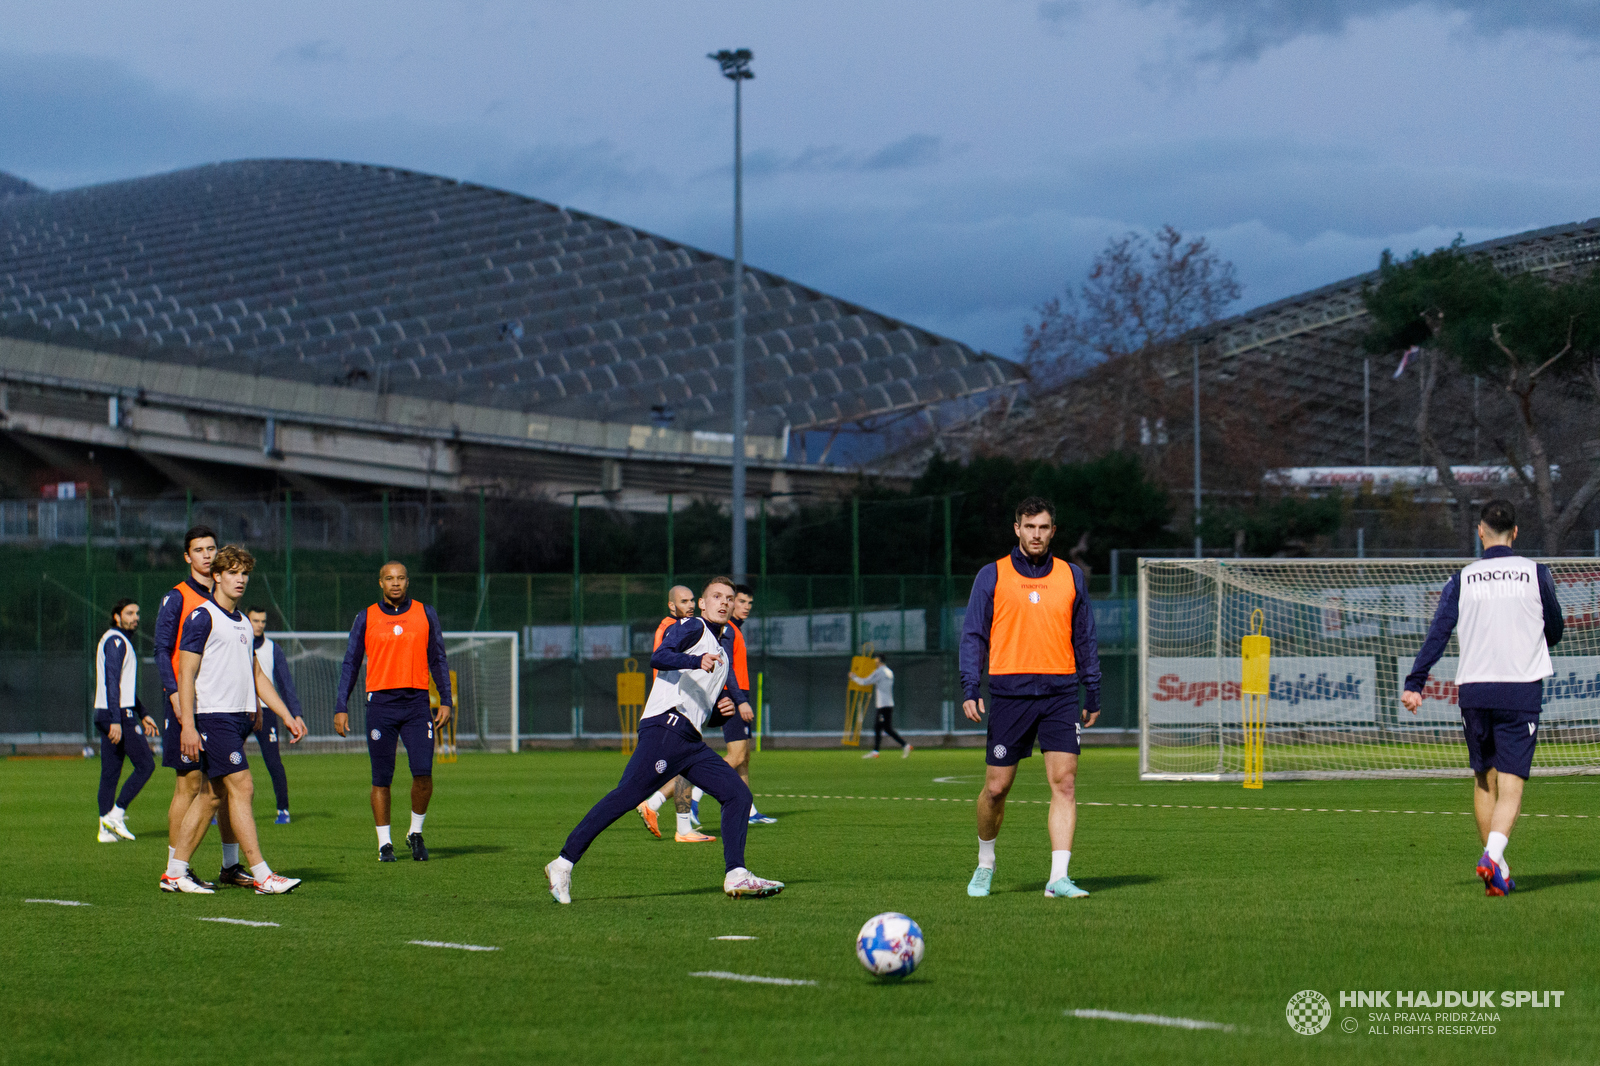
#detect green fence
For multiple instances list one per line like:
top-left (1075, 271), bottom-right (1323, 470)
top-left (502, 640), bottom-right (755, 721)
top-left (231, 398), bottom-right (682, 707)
top-left (0, 567), bottom-right (1138, 743)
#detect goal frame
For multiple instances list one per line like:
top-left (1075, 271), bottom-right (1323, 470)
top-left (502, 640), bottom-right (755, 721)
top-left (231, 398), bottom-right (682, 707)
top-left (273, 630), bottom-right (520, 753)
top-left (1137, 557), bottom-right (1600, 782)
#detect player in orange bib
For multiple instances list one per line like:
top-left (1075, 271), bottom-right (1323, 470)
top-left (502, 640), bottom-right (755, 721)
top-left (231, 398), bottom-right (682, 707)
top-left (334, 562), bottom-right (453, 863)
top-left (959, 497), bottom-right (1101, 901)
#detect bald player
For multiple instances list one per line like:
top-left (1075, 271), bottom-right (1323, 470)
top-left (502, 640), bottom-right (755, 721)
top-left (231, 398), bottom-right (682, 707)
top-left (334, 562), bottom-right (453, 863)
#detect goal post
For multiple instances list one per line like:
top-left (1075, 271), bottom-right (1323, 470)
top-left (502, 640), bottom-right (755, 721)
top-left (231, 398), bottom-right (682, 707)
top-left (269, 631), bottom-right (519, 754)
top-left (1138, 558), bottom-right (1600, 781)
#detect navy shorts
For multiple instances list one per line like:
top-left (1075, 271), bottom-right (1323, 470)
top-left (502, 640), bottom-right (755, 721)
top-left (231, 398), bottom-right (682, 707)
top-left (722, 713), bottom-right (752, 743)
top-left (197, 713), bottom-right (254, 779)
top-left (986, 693), bottom-right (1081, 766)
top-left (1462, 708), bottom-right (1540, 779)
top-left (161, 698), bottom-right (201, 773)
top-left (367, 694), bottom-right (434, 787)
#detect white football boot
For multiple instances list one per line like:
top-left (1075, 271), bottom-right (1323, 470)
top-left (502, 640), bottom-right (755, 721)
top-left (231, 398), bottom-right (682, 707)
top-left (545, 861), bottom-right (572, 904)
top-left (723, 868), bottom-right (785, 898)
top-left (254, 873), bottom-right (302, 895)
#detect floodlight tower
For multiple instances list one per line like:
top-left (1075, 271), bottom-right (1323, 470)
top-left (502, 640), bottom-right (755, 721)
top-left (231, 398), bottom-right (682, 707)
top-left (709, 47), bottom-right (753, 581)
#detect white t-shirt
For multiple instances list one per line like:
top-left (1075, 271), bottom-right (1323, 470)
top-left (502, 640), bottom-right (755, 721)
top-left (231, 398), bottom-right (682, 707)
top-left (851, 664), bottom-right (895, 709)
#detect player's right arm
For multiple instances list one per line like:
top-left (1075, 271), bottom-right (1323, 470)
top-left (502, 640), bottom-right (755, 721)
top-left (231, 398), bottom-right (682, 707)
top-left (959, 565), bottom-right (998, 722)
top-left (333, 610), bottom-right (367, 737)
top-left (175, 607), bottom-right (212, 761)
top-left (651, 619), bottom-right (716, 672)
top-left (1401, 572), bottom-right (1461, 714)
top-left (152, 590), bottom-right (183, 713)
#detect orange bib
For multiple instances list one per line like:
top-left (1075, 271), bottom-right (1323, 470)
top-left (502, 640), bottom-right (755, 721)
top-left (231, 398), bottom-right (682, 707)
top-left (168, 580), bottom-right (211, 687)
top-left (988, 555), bottom-right (1077, 676)
top-left (364, 600), bottom-right (433, 692)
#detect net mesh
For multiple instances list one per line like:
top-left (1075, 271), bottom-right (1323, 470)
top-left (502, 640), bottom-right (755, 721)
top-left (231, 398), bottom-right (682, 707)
top-left (1139, 559), bottom-right (1600, 780)
top-left (272, 631), bottom-right (517, 753)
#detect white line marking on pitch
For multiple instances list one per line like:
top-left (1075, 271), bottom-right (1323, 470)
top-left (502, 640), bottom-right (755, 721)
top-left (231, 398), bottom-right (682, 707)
top-left (712, 935), bottom-right (758, 940)
top-left (409, 940), bottom-right (499, 952)
top-left (753, 794), bottom-right (1587, 819)
top-left (24, 899), bottom-right (90, 907)
top-left (1069, 1009), bottom-right (1235, 1032)
top-left (691, 970), bottom-right (816, 986)
top-left (197, 916), bottom-right (279, 928)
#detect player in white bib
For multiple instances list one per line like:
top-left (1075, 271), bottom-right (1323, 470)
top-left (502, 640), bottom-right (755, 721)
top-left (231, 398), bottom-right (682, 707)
top-left (94, 598), bottom-right (159, 842)
top-left (164, 545), bottom-right (307, 895)
top-left (545, 577), bottom-right (784, 904)
top-left (1403, 499), bottom-right (1564, 896)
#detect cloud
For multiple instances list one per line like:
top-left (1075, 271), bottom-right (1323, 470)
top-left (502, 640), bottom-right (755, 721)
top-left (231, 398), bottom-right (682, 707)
top-left (273, 39), bottom-right (345, 66)
top-left (863, 133), bottom-right (944, 171)
top-left (1137, 0), bottom-right (1600, 62)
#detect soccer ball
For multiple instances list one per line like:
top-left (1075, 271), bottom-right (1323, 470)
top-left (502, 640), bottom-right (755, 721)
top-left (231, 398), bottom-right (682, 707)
top-left (855, 912), bottom-right (924, 978)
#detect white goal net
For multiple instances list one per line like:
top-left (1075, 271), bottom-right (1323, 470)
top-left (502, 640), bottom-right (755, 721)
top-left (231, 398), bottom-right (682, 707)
top-left (1139, 559), bottom-right (1600, 780)
top-left (269, 631), bottom-right (519, 754)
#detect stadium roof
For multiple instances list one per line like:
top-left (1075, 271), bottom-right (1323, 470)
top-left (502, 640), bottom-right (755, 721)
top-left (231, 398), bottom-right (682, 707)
top-left (0, 159), bottom-right (1020, 444)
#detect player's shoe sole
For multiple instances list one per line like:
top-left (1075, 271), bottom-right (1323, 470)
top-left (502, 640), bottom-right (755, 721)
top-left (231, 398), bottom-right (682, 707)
top-left (1044, 876), bottom-right (1089, 898)
top-left (545, 861), bottom-right (572, 904)
top-left (636, 803), bottom-right (661, 838)
top-left (748, 814), bottom-right (777, 824)
top-left (967, 866), bottom-right (994, 897)
top-left (723, 868), bottom-right (784, 898)
top-left (407, 832), bottom-right (429, 861)
top-left (160, 872), bottom-right (216, 894)
top-left (104, 816), bottom-right (136, 841)
top-left (675, 831), bottom-right (717, 843)
top-left (255, 873), bottom-right (301, 894)
top-left (218, 863), bottom-right (257, 888)
top-left (1476, 852), bottom-right (1513, 896)
top-left (379, 843), bottom-right (397, 862)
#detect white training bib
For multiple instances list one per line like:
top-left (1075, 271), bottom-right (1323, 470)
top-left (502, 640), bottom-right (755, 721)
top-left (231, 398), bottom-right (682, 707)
top-left (192, 600), bottom-right (257, 714)
top-left (641, 619), bottom-right (729, 734)
top-left (254, 635), bottom-right (276, 709)
top-left (93, 628), bottom-right (137, 711)
top-left (1454, 555), bottom-right (1554, 685)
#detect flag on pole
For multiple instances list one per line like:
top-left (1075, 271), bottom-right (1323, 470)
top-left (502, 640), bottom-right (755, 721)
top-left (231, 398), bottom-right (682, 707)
top-left (1393, 345), bottom-right (1420, 379)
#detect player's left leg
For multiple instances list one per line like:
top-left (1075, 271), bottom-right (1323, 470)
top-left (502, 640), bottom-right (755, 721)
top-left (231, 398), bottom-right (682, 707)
top-left (109, 724), bottom-right (156, 838)
top-left (397, 704), bottom-right (435, 861)
top-left (1038, 696), bottom-right (1088, 898)
top-left (255, 723), bottom-right (291, 823)
top-left (680, 748), bottom-right (783, 898)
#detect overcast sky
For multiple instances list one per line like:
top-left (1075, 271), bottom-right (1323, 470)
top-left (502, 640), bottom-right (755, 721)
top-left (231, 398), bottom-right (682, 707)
top-left (2, 0), bottom-right (1597, 356)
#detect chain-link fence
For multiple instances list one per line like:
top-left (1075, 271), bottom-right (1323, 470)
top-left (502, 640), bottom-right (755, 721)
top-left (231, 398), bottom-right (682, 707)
top-left (0, 564), bottom-right (1139, 747)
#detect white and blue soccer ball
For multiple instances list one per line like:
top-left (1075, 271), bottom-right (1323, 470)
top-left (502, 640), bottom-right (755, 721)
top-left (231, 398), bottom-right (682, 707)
top-left (855, 912), bottom-right (924, 978)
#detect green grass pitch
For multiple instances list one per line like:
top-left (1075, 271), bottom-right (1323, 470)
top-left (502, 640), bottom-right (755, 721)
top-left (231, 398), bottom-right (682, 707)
top-left (5, 747), bottom-right (1599, 1065)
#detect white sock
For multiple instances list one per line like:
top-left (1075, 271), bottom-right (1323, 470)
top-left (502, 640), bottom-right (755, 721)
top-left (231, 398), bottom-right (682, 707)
top-left (978, 837), bottom-right (997, 870)
top-left (165, 858), bottom-right (188, 878)
top-left (551, 855), bottom-right (574, 874)
top-left (377, 825), bottom-right (392, 847)
top-left (110, 805), bottom-right (126, 822)
top-left (250, 861), bottom-right (271, 882)
top-left (692, 787), bottom-right (703, 801)
top-left (1050, 850), bottom-right (1071, 883)
top-left (646, 791), bottom-right (667, 813)
top-left (676, 812), bottom-right (692, 835)
top-left (222, 843), bottom-right (240, 867)
top-left (1486, 831), bottom-right (1509, 875)
top-left (409, 811), bottom-right (426, 835)
top-left (168, 846), bottom-right (176, 861)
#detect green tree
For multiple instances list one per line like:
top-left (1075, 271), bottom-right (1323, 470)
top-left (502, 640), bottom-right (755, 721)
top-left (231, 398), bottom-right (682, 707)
top-left (1364, 244), bottom-right (1600, 554)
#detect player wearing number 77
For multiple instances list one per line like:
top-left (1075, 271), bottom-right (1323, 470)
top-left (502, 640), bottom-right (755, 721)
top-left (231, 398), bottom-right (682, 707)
top-left (959, 496), bottom-right (1101, 900)
top-left (545, 577), bottom-right (783, 903)
top-left (1401, 499), bottom-right (1563, 896)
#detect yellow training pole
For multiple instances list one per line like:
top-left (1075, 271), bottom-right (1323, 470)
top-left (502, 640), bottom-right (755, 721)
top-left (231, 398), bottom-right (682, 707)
top-left (616, 658), bottom-right (646, 756)
top-left (1240, 609), bottom-right (1270, 789)
top-left (843, 642), bottom-right (875, 747)
top-left (431, 669), bottom-right (459, 763)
